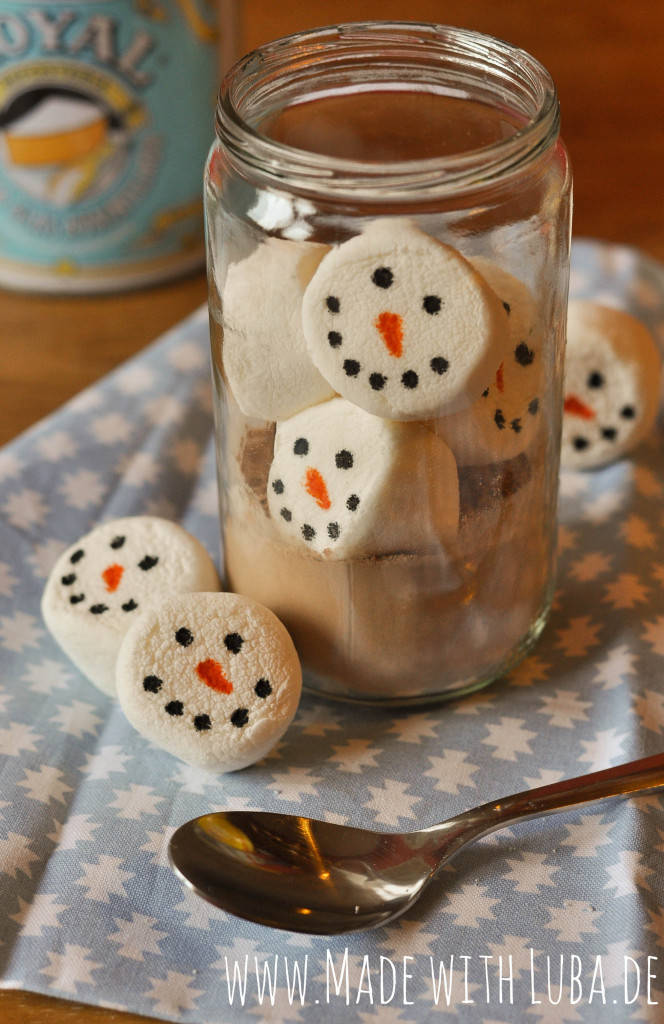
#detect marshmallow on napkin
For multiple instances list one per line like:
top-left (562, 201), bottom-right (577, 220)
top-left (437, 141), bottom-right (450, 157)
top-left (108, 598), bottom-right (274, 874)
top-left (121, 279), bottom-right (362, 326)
top-left (435, 261), bottom-right (544, 465)
top-left (116, 592), bottom-right (302, 772)
top-left (266, 396), bottom-right (460, 558)
top-left (222, 236), bottom-right (335, 421)
top-left (301, 218), bottom-right (509, 420)
top-left (562, 300), bottom-right (662, 469)
top-left (42, 517), bottom-right (220, 696)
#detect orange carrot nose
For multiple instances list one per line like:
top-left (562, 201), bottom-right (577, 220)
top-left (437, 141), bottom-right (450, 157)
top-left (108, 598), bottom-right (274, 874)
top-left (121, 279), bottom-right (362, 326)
top-left (101, 563), bottom-right (124, 593)
top-left (304, 466), bottom-right (331, 509)
top-left (374, 311), bottom-right (403, 358)
top-left (196, 659), bottom-right (233, 693)
top-left (564, 395), bottom-right (596, 420)
top-left (495, 362), bottom-right (505, 394)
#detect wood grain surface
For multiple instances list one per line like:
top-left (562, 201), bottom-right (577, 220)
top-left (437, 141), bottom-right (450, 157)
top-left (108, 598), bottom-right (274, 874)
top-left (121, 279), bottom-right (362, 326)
top-left (0, 1), bottom-right (662, 1020)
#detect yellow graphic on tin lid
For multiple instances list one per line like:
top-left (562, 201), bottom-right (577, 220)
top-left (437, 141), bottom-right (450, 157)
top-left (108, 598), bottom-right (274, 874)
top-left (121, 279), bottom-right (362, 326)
top-left (176, 0), bottom-right (217, 43)
top-left (0, 62), bottom-right (148, 208)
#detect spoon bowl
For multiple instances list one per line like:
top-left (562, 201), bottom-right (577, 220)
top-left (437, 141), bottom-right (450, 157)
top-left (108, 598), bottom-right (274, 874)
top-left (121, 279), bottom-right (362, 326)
top-left (169, 751), bottom-right (664, 935)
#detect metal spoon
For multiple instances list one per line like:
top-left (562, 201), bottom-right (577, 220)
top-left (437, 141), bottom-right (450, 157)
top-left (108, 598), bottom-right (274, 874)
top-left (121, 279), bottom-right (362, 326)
top-left (169, 751), bottom-right (664, 935)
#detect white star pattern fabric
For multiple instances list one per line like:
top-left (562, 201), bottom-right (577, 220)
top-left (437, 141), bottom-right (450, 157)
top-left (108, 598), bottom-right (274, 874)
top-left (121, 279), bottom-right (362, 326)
top-left (0, 244), bottom-right (663, 1022)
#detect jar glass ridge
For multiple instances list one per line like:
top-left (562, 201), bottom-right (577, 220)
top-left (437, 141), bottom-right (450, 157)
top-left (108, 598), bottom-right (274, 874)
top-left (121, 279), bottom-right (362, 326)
top-left (205, 21), bottom-right (572, 704)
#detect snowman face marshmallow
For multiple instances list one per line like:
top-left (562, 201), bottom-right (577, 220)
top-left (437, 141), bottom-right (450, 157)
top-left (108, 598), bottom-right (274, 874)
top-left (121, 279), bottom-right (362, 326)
top-left (435, 262), bottom-right (545, 466)
top-left (301, 219), bottom-right (509, 421)
top-left (562, 301), bottom-right (662, 470)
top-left (41, 517), bottom-right (220, 696)
top-left (116, 593), bottom-right (302, 772)
top-left (267, 397), bottom-right (459, 559)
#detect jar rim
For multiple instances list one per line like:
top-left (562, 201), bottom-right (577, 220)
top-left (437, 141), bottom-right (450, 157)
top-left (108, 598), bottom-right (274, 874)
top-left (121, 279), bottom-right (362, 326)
top-left (217, 21), bottom-right (560, 201)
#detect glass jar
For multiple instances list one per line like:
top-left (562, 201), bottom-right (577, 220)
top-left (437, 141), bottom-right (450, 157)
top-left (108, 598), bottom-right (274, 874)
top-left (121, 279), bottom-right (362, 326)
top-left (205, 22), bottom-right (572, 705)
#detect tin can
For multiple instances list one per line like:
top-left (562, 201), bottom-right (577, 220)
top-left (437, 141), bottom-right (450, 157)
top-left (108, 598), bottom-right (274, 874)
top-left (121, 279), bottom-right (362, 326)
top-left (0, 0), bottom-right (236, 292)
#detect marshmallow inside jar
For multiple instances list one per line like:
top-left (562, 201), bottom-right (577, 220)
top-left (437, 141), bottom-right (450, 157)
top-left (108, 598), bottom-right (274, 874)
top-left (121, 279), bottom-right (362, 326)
top-left (116, 592), bottom-right (302, 772)
top-left (433, 260), bottom-right (545, 467)
top-left (266, 396), bottom-right (460, 559)
top-left (301, 218), bottom-right (510, 421)
top-left (41, 517), bottom-right (221, 697)
top-left (221, 236), bottom-right (335, 421)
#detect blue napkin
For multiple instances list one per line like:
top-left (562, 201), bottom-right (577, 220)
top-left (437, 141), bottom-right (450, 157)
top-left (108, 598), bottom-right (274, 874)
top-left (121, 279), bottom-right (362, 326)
top-left (0, 241), bottom-right (663, 1023)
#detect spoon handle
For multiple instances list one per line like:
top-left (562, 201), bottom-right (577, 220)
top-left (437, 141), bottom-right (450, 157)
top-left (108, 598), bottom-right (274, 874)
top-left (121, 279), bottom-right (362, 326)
top-left (490, 750), bottom-right (664, 827)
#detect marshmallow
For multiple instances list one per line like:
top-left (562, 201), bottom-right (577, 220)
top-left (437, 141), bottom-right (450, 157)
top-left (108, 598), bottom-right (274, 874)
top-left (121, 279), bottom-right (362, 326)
top-left (301, 219), bottom-right (509, 420)
top-left (222, 236), bottom-right (335, 421)
top-left (116, 592), bottom-right (301, 772)
top-left (41, 517), bottom-right (220, 696)
top-left (434, 262), bottom-right (544, 465)
top-left (266, 396), bottom-right (459, 559)
top-left (562, 301), bottom-right (662, 469)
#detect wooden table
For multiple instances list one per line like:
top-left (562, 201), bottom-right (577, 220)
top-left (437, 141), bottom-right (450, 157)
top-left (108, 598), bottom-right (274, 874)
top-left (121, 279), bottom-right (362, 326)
top-left (0, 1), bottom-right (662, 1019)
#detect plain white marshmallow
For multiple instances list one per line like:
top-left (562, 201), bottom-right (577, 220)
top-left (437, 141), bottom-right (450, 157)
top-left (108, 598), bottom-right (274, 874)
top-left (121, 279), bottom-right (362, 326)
top-left (266, 396), bottom-right (460, 559)
top-left (116, 592), bottom-right (302, 772)
top-left (41, 517), bottom-right (220, 696)
top-left (562, 300), bottom-right (662, 469)
top-left (222, 236), bottom-right (335, 421)
top-left (434, 261), bottom-right (545, 465)
top-left (301, 218), bottom-right (509, 421)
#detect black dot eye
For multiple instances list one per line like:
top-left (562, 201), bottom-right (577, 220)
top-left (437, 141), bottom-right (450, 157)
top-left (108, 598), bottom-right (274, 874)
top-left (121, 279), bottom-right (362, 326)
top-left (293, 437), bottom-right (309, 456)
top-left (369, 372), bottom-right (387, 391)
top-left (482, 387), bottom-right (490, 398)
top-left (70, 549), bottom-right (84, 564)
top-left (346, 494), bottom-right (360, 512)
top-left (587, 371), bottom-right (604, 388)
top-left (272, 479), bottom-right (284, 495)
top-left (528, 398), bottom-right (540, 415)
top-left (231, 708), bottom-right (249, 728)
top-left (503, 301), bottom-right (511, 315)
top-left (423, 295), bottom-right (441, 315)
top-left (514, 343), bottom-right (535, 367)
top-left (335, 450), bottom-right (353, 470)
top-left (61, 573), bottom-right (76, 586)
top-left (302, 524), bottom-right (316, 542)
top-left (573, 436), bottom-right (590, 450)
top-left (401, 370), bottom-right (418, 389)
top-left (110, 536), bottom-right (125, 550)
top-left (343, 359), bottom-right (361, 377)
top-left (326, 295), bottom-right (340, 313)
top-left (601, 427), bottom-right (617, 441)
top-left (328, 331), bottom-right (342, 348)
top-left (165, 700), bottom-right (184, 716)
top-left (372, 266), bottom-right (393, 289)
top-left (122, 599), bottom-right (138, 612)
top-left (511, 418), bottom-right (522, 433)
top-left (430, 356), bottom-right (449, 375)
top-left (194, 714), bottom-right (211, 732)
top-left (255, 678), bottom-right (272, 699)
top-left (143, 675), bottom-right (163, 693)
top-left (70, 594), bottom-right (85, 605)
top-left (90, 604), bottom-right (108, 615)
top-left (327, 522), bottom-right (340, 540)
top-left (621, 405), bottom-right (636, 419)
top-left (175, 627), bottom-right (194, 647)
top-left (280, 507), bottom-right (292, 522)
top-left (494, 410), bottom-right (506, 430)
top-left (138, 555), bottom-right (158, 571)
top-left (224, 632), bottom-right (244, 654)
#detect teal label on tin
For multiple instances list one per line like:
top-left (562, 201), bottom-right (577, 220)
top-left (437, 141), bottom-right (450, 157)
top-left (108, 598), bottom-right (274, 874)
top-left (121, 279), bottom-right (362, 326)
top-left (0, 0), bottom-right (219, 285)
